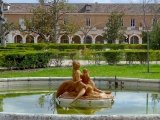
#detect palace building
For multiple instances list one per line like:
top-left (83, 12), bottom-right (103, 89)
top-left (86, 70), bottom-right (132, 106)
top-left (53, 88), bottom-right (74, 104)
top-left (3, 3), bottom-right (158, 44)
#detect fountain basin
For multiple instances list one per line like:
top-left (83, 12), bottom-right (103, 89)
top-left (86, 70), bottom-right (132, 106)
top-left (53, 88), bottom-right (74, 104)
top-left (0, 77), bottom-right (160, 120)
top-left (57, 98), bottom-right (114, 108)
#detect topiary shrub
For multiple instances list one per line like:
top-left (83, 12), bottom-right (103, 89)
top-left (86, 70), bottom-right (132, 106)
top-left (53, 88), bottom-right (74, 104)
top-left (125, 51), bottom-right (137, 64)
top-left (1, 51), bottom-right (52, 70)
top-left (103, 51), bottom-right (123, 65)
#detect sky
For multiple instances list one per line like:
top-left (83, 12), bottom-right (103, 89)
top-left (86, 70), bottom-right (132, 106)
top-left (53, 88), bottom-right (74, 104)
top-left (3, 0), bottom-right (138, 4)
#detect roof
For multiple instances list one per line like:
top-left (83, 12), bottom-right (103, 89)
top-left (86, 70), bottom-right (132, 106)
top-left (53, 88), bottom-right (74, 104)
top-left (4, 3), bottom-right (159, 14)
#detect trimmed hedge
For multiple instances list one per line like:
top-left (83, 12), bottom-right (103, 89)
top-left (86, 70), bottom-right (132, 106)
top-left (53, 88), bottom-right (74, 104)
top-left (102, 50), bottom-right (156, 65)
top-left (125, 44), bottom-right (147, 49)
top-left (0, 49), bottom-right (160, 69)
top-left (0, 44), bottom-right (159, 69)
top-left (3, 43), bottom-right (148, 51)
top-left (102, 50), bottom-right (123, 65)
top-left (0, 51), bottom-right (52, 70)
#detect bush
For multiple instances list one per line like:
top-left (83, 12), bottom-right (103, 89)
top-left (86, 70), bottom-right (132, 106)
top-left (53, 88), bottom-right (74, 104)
top-left (150, 50), bottom-right (160, 63)
top-left (1, 51), bottom-right (52, 70)
top-left (105, 44), bottom-right (125, 50)
top-left (124, 50), bottom-right (150, 64)
top-left (125, 51), bottom-right (137, 64)
top-left (31, 44), bottom-right (47, 50)
top-left (91, 51), bottom-right (104, 64)
top-left (134, 51), bottom-right (147, 64)
top-left (103, 51), bottom-right (123, 65)
top-left (125, 44), bottom-right (147, 49)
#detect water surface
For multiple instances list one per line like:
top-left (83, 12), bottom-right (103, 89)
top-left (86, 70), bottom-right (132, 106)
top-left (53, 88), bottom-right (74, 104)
top-left (0, 87), bottom-right (160, 115)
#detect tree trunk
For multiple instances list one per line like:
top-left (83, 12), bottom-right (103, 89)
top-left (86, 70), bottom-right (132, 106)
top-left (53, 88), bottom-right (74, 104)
top-left (84, 34), bottom-right (87, 44)
top-left (1, 35), bottom-right (6, 47)
top-left (53, 0), bottom-right (57, 44)
top-left (0, 1), bottom-right (6, 47)
top-left (0, 29), bottom-right (6, 47)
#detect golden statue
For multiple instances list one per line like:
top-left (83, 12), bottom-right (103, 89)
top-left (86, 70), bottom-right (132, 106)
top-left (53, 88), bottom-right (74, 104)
top-left (56, 61), bottom-right (114, 104)
top-left (80, 45), bottom-right (89, 55)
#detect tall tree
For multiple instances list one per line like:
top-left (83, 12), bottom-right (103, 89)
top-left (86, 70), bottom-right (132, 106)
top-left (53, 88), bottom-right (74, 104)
top-left (22, 0), bottom-right (77, 43)
top-left (142, 31), bottom-right (150, 44)
top-left (150, 21), bottom-right (160, 50)
top-left (131, 0), bottom-right (160, 73)
top-left (103, 10), bottom-right (125, 44)
top-left (0, 22), bottom-right (16, 45)
top-left (149, 0), bottom-right (160, 50)
top-left (0, 1), bottom-right (14, 47)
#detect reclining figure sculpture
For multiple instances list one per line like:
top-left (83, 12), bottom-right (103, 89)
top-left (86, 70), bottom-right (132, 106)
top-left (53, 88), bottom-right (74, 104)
top-left (56, 61), bottom-right (114, 104)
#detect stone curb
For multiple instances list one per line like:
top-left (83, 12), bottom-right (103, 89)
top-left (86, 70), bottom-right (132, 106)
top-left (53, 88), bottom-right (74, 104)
top-left (0, 113), bottom-right (160, 120)
top-left (0, 76), bottom-right (159, 82)
top-left (0, 77), bottom-right (160, 88)
top-left (0, 77), bottom-right (160, 90)
top-left (0, 77), bottom-right (160, 119)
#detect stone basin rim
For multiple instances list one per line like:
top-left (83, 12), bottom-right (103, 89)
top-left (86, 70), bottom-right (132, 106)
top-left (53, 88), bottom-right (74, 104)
top-left (0, 112), bottom-right (160, 119)
top-left (0, 77), bottom-right (160, 119)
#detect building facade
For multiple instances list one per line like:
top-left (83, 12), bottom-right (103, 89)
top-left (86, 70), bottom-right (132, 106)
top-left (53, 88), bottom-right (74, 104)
top-left (4, 3), bottom-right (159, 44)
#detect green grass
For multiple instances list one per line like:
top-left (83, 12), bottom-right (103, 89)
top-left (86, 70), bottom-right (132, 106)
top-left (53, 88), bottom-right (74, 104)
top-left (0, 64), bottom-right (160, 80)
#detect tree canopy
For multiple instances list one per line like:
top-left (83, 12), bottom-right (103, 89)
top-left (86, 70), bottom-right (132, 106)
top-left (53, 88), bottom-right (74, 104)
top-left (150, 22), bottom-right (160, 50)
top-left (22, 0), bottom-right (78, 43)
top-left (103, 10), bottom-right (125, 44)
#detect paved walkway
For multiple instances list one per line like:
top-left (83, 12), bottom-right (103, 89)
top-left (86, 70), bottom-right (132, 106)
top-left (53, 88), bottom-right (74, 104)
top-left (50, 60), bottom-right (160, 67)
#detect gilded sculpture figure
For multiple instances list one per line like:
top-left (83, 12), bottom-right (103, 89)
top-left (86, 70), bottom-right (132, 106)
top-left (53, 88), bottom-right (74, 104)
top-left (56, 61), bottom-right (114, 104)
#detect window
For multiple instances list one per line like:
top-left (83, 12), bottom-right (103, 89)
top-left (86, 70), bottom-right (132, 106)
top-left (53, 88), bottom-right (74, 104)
top-left (85, 5), bottom-right (91, 11)
top-left (3, 18), bottom-right (8, 23)
top-left (108, 19), bottom-right (111, 23)
top-left (19, 18), bottom-right (24, 25)
top-left (3, 4), bottom-right (10, 11)
top-left (86, 18), bottom-right (91, 26)
top-left (63, 39), bottom-right (68, 43)
top-left (120, 18), bottom-right (124, 26)
top-left (131, 18), bottom-right (135, 27)
top-left (152, 18), bottom-right (157, 24)
top-left (19, 18), bottom-right (26, 30)
top-left (140, 22), bottom-right (142, 27)
top-left (63, 18), bottom-right (67, 24)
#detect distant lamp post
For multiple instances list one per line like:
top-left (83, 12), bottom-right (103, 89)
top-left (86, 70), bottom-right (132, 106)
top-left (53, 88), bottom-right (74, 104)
top-left (146, 28), bottom-right (150, 73)
top-left (15, 31), bottom-right (17, 43)
top-left (0, 0), bottom-right (10, 47)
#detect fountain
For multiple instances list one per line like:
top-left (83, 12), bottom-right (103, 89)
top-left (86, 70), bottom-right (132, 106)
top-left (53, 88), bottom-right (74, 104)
top-left (0, 60), bottom-right (160, 119)
top-left (56, 61), bottom-right (114, 107)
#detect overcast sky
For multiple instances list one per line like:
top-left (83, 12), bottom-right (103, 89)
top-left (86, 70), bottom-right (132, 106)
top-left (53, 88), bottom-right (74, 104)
top-left (4, 0), bottom-right (139, 4)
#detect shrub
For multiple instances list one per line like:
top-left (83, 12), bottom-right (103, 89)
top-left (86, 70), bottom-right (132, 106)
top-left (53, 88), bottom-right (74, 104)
top-left (31, 44), bottom-right (47, 50)
top-left (134, 51), bottom-right (147, 64)
top-left (103, 51), bottom-right (123, 65)
top-left (125, 51), bottom-right (137, 64)
top-left (91, 51), bottom-right (104, 65)
top-left (1, 51), bottom-right (52, 70)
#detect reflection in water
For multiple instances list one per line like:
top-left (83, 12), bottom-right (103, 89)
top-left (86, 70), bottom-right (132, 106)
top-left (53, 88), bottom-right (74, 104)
top-left (1, 90), bottom-right (160, 115)
top-left (37, 93), bottom-right (114, 115)
top-left (151, 94), bottom-right (160, 113)
top-left (56, 99), bottom-right (114, 115)
top-left (0, 99), bottom-right (3, 112)
top-left (37, 94), bottom-right (56, 114)
top-left (146, 93), bottom-right (148, 114)
top-left (56, 104), bottom-right (109, 115)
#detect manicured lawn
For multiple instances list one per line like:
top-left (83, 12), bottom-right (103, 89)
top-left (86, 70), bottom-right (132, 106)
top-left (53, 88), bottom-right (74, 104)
top-left (0, 64), bottom-right (160, 79)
